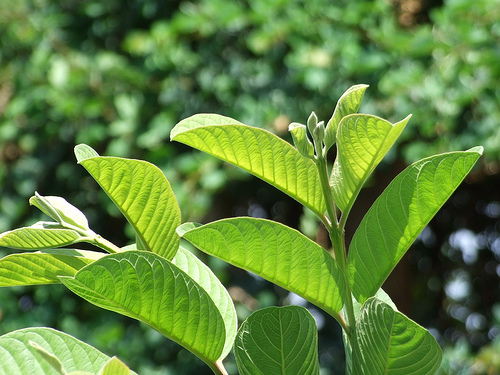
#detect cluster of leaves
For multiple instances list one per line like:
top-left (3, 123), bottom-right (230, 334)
top-left (0, 85), bottom-right (483, 374)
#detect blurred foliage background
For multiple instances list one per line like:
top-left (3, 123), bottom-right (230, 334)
top-left (0, 0), bottom-right (499, 373)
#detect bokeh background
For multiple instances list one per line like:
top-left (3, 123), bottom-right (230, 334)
top-left (0, 0), bottom-right (499, 373)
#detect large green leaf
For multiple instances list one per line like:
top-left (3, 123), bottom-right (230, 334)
top-left (170, 114), bottom-right (326, 217)
top-left (60, 251), bottom-right (227, 367)
top-left (331, 114), bottom-right (410, 213)
top-left (178, 217), bottom-right (347, 320)
top-left (235, 306), bottom-right (319, 375)
top-left (0, 249), bottom-right (102, 286)
top-left (324, 84), bottom-right (369, 150)
top-left (171, 246), bottom-right (237, 360)
top-left (74, 144), bottom-right (181, 260)
top-left (0, 327), bottom-right (136, 375)
top-left (348, 148), bottom-right (483, 302)
top-left (0, 224), bottom-right (82, 250)
top-left (352, 298), bottom-right (442, 375)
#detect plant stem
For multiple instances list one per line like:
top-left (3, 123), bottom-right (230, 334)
top-left (210, 360), bottom-right (228, 375)
top-left (92, 234), bottom-right (121, 254)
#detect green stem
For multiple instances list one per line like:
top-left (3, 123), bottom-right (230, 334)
top-left (209, 360), bottom-right (228, 375)
top-left (91, 235), bottom-right (121, 254)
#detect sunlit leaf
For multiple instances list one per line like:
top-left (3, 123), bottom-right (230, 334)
top-left (172, 246), bottom-right (237, 360)
top-left (171, 114), bottom-right (326, 217)
top-left (331, 114), bottom-right (410, 213)
top-left (0, 224), bottom-right (81, 250)
top-left (0, 327), bottom-right (136, 375)
top-left (74, 144), bottom-right (181, 260)
top-left (99, 357), bottom-right (130, 375)
top-left (0, 249), bottom-right (103, 286)
top-left (235, 306), bottom-right (319, 375)
top-left (352, 298), bottom-right (442, 375)
top-left (325, 84), bottom-right (369, 150)
top-left (60, 251), bottom-right (227, 366)
top-left (178, 218), bottom-right (347, 320)
top-left (348, 148), bottom-right (483, 302)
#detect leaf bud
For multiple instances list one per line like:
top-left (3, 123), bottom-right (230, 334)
top-left (288, 122), bottom-right (314, 159)
top-left (307, 111), bottom-right (318, 134)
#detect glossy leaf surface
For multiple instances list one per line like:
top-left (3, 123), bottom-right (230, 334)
top-left (75, 144), bottom-right (181, 260)
top-left (60, 251), bottom-right (227, 364)
top-left (171, 114), bottom-right (326, 216)
top-left (348, 148), bottom-right (483, 302)
top-left (352, 298), bottom-right (441, 375)
top-left (331, 114), bottom-right (410, 213)
top-left (0, 249), bottom-right (102, 286)
top-left (0, 327), bottom-right (135, 375)
top-left (235, 306), bottom-right (319, 375)
top-left (178, 217), bottom-right (346, 319)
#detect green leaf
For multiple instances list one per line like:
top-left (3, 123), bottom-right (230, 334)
top-left (0, 327), bottom-right (136, 375)
top-left (352, 298), bottom-right (442, 375)
top-left (348, 148), bottom-right (483, 302)
top-left (331, 114), bottom-right (410, 213)
top-left (324, 84), bottom-right (369, 150)
top-left (29, 340), bottom-right (65, 374)
top-left (0, 249), bottom-right (103, 286)
top-left (234, 306), bottom-right (319, 375)
top-left (0, 224), bottom-right (82, 250)
top-left (60, 251), bottom-right (227, 366)
top-left (99, 357), bottom-right (130, 375)
top-left (29, 193), bottom-right (90, 231)
top-left (74, 144), bottom-right (181, 260)
top-left (178, 218), bottom-right (347, 320)
top-left (289, 122), bottom-right (314, 159)
top-left (172, 246), bottom-right (237, 360)
top-left (171, 114), bottom-right (326, 217)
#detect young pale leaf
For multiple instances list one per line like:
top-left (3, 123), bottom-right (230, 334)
top-left (177, 218), bottom-right (347, 320)
top-left (348, 148), bottom-right (483, 303)
top-left (99, 357), bottom-right (130, 375)
top-left (0, 224), bottom-right (82, 250)
top-left (331, 114), bottom-right (410, 213)
top-left (74, 144), bottom-right (181, 260)
top-left (171, 114), bottom-right (326, 217)
top-left (0, 249), bottom-right (103, 286)
top-left (324, 84), bottom-right (369, 150)
top-left (0, 327), bottom-right (136, 375)
top-left (30, 193), bottom-right (90, 231)
top-left (29, 340), bottom-right (65, 374)
top-left (172, 246), bottom-right (237, 360)
top-left (289, 122), bottom-right (314, 159)
top-left (60, 251), bottom-right (227, 366)
top-left (235, 306), bottom-right (319, 375)
top-left (352, 298), bottom-right (442, 375)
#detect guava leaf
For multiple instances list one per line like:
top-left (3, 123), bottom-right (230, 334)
top-left (0, 249), bottom-right (103, 286)
top-left (171, 114), bottom-right (326, 217)
top-left (178, 217), bottom-right (347, 320)
top-left (99, 357), bottom-right (130, 375)
top-left (324, 84), bottom-right (369, 150)
top-left (0, 327), bottom-right (136, 375)
top-left (348, 148), bottom-right (483, 302)
top-left (352, 298), bottom-right (442, 375)
top-left (74, 144), bottom-right (181, 260)
top-left (29, 193), bottom-right (90, 231)
top-left (60, 251), bottom-right (227, 366)
top-left (0, 224), bottom-right (81, 250)
top-left (331, 114), bottom-right (410, 213)
top-left (235, 306), bottom-right (319, 375)
top-left (171, 246), bottom-right (237, 360)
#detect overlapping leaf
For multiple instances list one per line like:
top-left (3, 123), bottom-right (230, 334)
top-left (352, 298), bottom-right (441, 375)
top-left (331, 114), bottom-right (410, 213)
top-left (178, 217), bottom-right (347, 320)
top-left (60, 251), bottom-right (227, 366)
top-left (171, 114), bottom-right (326, 217)
top-left (171, 246), bottom-right (237, 360)
top-left (324, 84), bottom-right (368, 150)
top-left (348, 148), bottom-right (483, 302)
top-left (0, 224), bottom-right (81, 250)
top-left (0, 327), bottom-right (136, 375)
top-left (235, 306), bottom-right (319, 375)
top-left (0, 249), bottom-right (102, 286)
top-left (75, 144), bottom-right (181, 260)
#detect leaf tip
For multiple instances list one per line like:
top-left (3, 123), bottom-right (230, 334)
top-left (74, 144), bottom-right (99, 164)
top-left (176, 222), bottom-right (201, 237)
